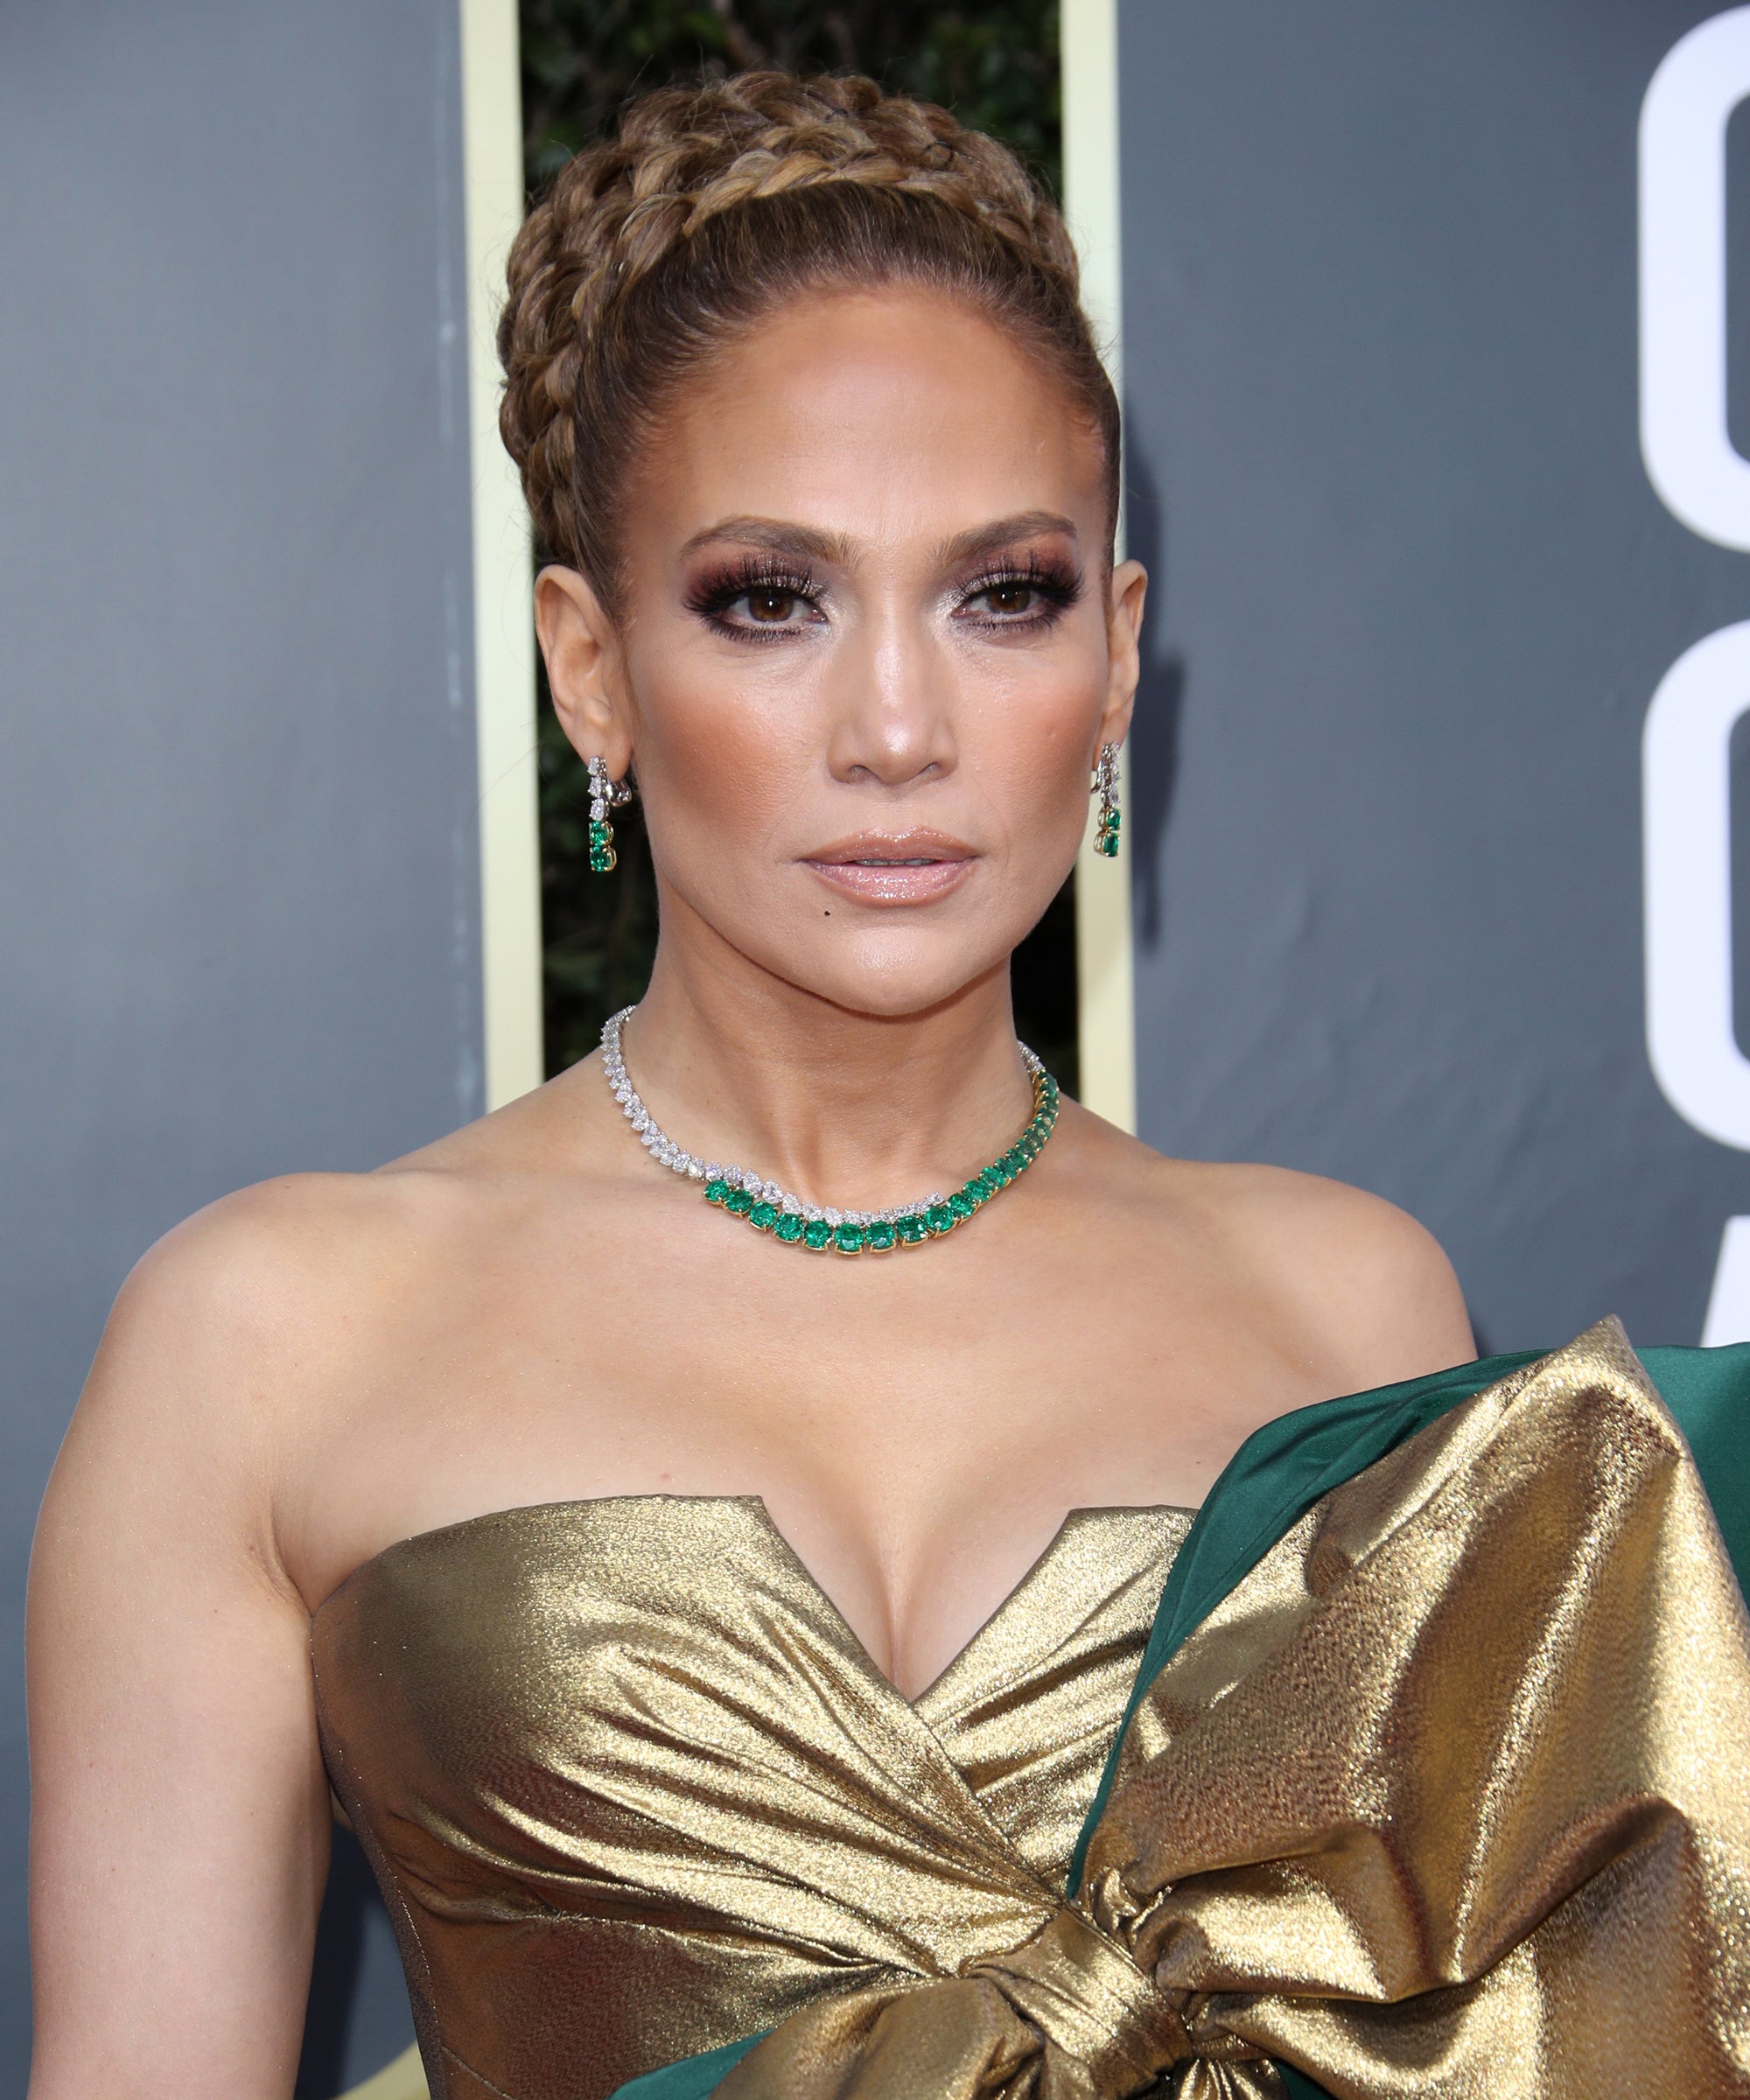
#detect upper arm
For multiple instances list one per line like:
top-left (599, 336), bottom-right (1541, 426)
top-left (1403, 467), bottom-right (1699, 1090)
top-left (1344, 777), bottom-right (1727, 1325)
top-left (27, 1201), bottom-right (332, 2100)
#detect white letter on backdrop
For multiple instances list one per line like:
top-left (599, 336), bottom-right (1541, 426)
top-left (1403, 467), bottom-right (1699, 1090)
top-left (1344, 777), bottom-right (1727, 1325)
top-left (1640, 7), bottom-right (1750, 550)
top-left (1644, 623), bottom-right (1750, 1148)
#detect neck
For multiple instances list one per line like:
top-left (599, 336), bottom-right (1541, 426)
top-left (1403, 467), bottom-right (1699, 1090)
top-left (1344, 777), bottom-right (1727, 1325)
top-left (614, 934), bottom-right (1037, 1214)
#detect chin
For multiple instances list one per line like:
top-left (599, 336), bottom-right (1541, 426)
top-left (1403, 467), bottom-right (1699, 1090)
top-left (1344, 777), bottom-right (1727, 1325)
top-left (764, 922), bottom-right (1019, 1022)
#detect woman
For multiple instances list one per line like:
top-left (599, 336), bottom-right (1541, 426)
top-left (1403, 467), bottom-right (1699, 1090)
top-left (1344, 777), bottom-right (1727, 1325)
top-left (25, 71), bottom-right (1750, 2100)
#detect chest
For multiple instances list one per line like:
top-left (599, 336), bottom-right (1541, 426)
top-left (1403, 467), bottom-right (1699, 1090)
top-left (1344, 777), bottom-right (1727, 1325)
top-left (289, 1185), bottom-right (1316, 1680)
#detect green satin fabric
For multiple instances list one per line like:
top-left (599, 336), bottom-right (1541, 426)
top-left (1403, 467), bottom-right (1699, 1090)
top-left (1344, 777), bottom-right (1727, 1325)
top-left (612, 1341), bottom-right (1750, 2100)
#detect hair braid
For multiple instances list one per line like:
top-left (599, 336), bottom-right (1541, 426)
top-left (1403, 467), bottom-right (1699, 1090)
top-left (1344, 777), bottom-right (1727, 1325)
top-left (500, 72), bottom-right (1116, 595)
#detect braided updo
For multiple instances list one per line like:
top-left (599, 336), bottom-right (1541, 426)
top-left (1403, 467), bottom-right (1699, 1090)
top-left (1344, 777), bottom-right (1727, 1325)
top-left (498, 72), bottom-right (1119, 603)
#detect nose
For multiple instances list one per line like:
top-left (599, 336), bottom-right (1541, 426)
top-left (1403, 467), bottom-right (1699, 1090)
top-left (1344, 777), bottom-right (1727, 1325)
top-left (823, 597), bottom-right (956, 792)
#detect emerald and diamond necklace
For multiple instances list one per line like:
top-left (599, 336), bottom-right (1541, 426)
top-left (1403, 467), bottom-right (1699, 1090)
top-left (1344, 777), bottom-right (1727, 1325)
top-left (599, 1005), bottom-right (1060, 1256)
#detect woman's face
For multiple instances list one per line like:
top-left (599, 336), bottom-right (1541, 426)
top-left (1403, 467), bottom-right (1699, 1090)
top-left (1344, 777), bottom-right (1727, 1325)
top-left (538, 283), bottom-right (1145, 1020)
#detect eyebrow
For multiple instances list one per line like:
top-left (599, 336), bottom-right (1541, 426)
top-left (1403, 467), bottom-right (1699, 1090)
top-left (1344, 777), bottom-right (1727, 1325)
top-left (934, 511), bottom-right (1082, 567)
top-left (677, 516), bottom-right (857, 566)
top-left (676, 509), bottom-right (1082, 570)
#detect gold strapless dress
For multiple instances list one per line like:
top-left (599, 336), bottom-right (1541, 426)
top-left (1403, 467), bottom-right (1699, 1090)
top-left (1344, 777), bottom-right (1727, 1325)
top-left (313, 1496), bottom-right (1194, 2100)
top-left (313, 1327), bottom-right (1750, 2100)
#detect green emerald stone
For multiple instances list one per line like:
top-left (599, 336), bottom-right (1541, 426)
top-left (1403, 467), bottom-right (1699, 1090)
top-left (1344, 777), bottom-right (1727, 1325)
top-left (925, 1203), bottom-right (955, 1236)
top-left (774, 1212), bottom-right (805, 1243)
top-left (802, 1218), bottom-right (833, 1250)
top-left (725, 1189), bottom-right (755, 1215)
top-left (833, 1223), bottom-right (865, 1255)
top-left (897, 1214), bottom-right (928, 1244)
top-left (704, 1179), bottom-right (731, 1205)
top-left (748, 1201), bottom-right (778, 1232)
top-left (948, 1192), bottom-right (975, 1221)
top-left (866, 1220), bottom-right (896, 1251)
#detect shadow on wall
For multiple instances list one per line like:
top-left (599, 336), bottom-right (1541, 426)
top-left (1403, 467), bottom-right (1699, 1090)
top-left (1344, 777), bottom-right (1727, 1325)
top-left (1124, 444), bottom-right (1186, 956)
top-left (297, 1830), bottom-right (416, 2097)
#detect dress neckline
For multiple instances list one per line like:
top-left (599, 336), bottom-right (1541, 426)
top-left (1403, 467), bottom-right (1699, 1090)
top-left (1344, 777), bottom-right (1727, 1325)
top-left (311, 1492), bottom-right (1195, 1709)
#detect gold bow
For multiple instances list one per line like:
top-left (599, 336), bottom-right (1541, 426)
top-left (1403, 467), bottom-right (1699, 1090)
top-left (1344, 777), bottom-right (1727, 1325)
top-left (718, 1900), bottom-right (1278, 2099)
top-left (716, 1324), bottom-right (1750, 2099)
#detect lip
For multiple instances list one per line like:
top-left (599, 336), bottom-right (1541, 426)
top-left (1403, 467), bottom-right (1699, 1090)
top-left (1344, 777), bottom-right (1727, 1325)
top-left (802, 830), bottom-right (977, 906)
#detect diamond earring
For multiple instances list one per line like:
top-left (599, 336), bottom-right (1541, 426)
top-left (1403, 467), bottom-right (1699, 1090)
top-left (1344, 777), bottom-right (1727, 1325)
top-left (1093, 742), bottom-right (1122, 858)
top-left (587, 754), bottom-right (632, 874)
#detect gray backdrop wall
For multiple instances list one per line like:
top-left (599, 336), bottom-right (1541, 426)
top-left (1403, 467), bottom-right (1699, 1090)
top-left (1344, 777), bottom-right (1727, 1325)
top-left (1119, 0), bottom-right (1750, 1354)
top-left (0, 1), bottom-right (481, 2087)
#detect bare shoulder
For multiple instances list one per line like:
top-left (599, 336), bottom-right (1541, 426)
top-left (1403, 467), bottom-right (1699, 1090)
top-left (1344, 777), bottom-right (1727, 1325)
top-left (52, 1099), bottom-right (556, 1552)
top-left (93, 1074), bottom-right (587, 1389)
top-left (101, 1160), bottom-right (452, 1394)
top-left (1064, 1106), bottom-right (1475, 1398)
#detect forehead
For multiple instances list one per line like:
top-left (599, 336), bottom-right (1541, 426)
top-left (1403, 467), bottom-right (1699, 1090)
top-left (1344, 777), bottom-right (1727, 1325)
top-left (627, 284), bottom-right (1109, 555)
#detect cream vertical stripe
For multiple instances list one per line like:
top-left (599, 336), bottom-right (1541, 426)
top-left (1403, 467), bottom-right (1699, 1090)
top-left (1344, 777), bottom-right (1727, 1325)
top-left (463, 0), bottom-right (542, 1110)
top-left (1062, 0), bottom-right (1138, 1132)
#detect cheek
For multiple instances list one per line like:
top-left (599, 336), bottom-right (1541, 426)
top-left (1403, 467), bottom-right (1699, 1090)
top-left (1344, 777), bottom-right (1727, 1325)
top-left (962, 640), bottom-right (1108, 843)
top-left (624, 640), bottom-right (817, 848)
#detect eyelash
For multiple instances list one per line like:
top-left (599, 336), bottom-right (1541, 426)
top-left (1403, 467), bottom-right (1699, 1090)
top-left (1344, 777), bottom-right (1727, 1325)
top-left (956, 557), bottom-right (1082, 629)
top-left (685, 560), bottom-right (824, 641)
top-left (683, 553), bottom-right (1083, 642)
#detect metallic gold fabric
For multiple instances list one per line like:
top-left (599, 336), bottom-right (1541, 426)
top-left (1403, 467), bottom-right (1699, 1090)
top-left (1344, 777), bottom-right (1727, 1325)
top-left (709, 1322), bottom-right (1750, 2098)
top-left (312, 1496), bottom-right (1192, 2100)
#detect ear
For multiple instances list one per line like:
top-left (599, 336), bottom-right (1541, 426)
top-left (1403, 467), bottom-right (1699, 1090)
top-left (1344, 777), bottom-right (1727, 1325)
top-left (1095, 558), bottom-right (1148, 753)
top-left (535, 565), bottom-right (634, 776)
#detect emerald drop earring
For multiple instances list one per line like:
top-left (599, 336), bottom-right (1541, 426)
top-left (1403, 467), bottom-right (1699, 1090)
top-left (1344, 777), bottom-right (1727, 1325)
top-left (588, 753), bottom-right (630, 873)
top-left (1094, 742), bottom-right (1122, 858)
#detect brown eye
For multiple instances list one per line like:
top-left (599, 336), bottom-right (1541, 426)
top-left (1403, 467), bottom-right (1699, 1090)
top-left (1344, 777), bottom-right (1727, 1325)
top-left (746, 588), bottom-right (797, 623)
top-left (984, 584), bottom-right (1034, 616)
